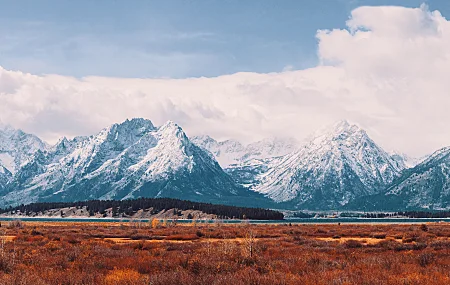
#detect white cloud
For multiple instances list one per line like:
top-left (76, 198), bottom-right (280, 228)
top-left (1, 4), bottom-right (450, 157)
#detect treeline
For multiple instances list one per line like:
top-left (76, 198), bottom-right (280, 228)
top-left (0, 197), bottom-right (284, 220)
top-left (398, 211), bottom-right (450, 218)
top-left (363, 211), bottom-right (450, 218)
top-left (363, 213), bottom-right (398, 218)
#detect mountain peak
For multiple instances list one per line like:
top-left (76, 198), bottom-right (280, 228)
top-left (159, 120), bottom-right (186, 138)
top-left (96, 118), bottom-right (155, 143)
top-left (253, 119), bottom-right (403, 208)
top-left (330, 120), bottom-right (362, 134)
top-left (389, 151), bottom-right (422, 169)
top-left (160, 120), bottom-right (178, 128)
top-left (117, 118), bottom-right (155, 130)
top-left (333, 119), bottom-right (350, 128)
top-left (0, 118), bottom-right (248, 207)
top-left (191, 134), bottom-right (216, 143)
top-left (0, 126), bottom-right (47, 174)
top-left (0, 124), bottom-right (25, 138)
top-left (0, 123), bottom-right (14, 132)
top-left (309, 120), bottom-right (365, 145)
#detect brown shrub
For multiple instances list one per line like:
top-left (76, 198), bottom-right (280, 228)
top-left (104, 268), bottom-right (143, 285)
top-left (370, 232), bottom-right (387, 239)
top-left (343, 239), bottom-right (363, 248)
top-left (7, 220), bottom-right (24, 229)
top-left (418, 252), bottom-right (435, 267)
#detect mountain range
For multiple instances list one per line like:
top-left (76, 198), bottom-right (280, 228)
top-left (0, 118), bottom-right (449, 211)
top-left (0, 119), bottom-right (269, 208)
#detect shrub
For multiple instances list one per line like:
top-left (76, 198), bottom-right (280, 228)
top-left (418, 253), bottom-right (435, 267)
top-left (430, 240), bottom-right (450, 249)
top-left (370, 232), bottom-right (387, 239)
top-left (344, 239), bottom-right (363, 248)
top-left (0, 254), bottom-right (14, 273)
top-left (420, 224), bottom-right (429, 232)
top-left (104, 268), bottom-right (142, 285)
top-left (7, 220), bottom-right (23, 229)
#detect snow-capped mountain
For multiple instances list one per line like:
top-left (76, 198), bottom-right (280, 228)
top-left (351, 147), bottom-right (450, 210)
top-left (3, 118), bottom-right (450, 211)
top-left (253, 121), bottom-right (405, 209)
top-left (1, 119), bottom-right (266, 208)
top-left (390, 151), bottom-right (422, 169)
top-left (224, 156), bottom-right (284, 188)
top-left (0, 125), bottom-right (47, 174)
top-left (190, 136), bottom-right (245, 168)
top-left (191, 135), bottom-right (300, 189)
top-left (191, 135), bottom-right (299, 168)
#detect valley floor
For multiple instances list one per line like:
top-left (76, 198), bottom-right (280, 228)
top-left (1, 221), bottom-right (450, 284)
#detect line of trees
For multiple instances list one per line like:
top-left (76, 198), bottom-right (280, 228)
top-left (363, 211), bottom-right (450, 218)
top-left (397, 211), bottom-right (450, 218)
top-left (0, 197), bottom-right (284, 220)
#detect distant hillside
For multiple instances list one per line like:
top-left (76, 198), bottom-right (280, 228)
top-left (0, 197), bottom-right (284, 220)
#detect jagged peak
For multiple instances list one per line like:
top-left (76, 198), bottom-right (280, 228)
top-left (333, 119), bottom-right (350, 128)
top-left (0, 124), bottom-right (25, 137)
top-left (159, 120), bottom-right (182, 133)
top-left (308, 120), bottom-right (367, 145)
top-left (57, 136), bottom-right (69, 144)
top-left (115, 118), bottom-right (155, 130)
top-left (0, 122), bottom-right (14, 132)
top-left (420, 146), bottom-right (450, 165)
top-left (220, 139), bottom-right (243, 147)
top-left (95, 118), bottom-right (155, 142)
top-left (51, 136), bottom-right (70, 150)
top-left (157, 120), bottom-right (190, 145)
top-left (191, 134), bottom-right (217, 143)
top-left (330, 119), bottom-right (363, 134)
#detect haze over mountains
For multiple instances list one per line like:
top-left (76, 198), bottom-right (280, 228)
top-left (0, 118), bottom-right (449, 211)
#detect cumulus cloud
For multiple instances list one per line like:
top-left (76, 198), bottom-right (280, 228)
top-left (1, 4), bottom-right (450, 157)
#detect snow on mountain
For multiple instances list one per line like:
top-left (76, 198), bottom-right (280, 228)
top-left (0, 125), bottom-right (47, 174)
top-left (191, 135), bottom-right (299, 168)
top-left (390, 151), bottom-right (423, 169)
top-left (0, 164), bottom-right (12, 192)
top-left (371, 146), bottom-right (450, 210)
top-left (190, 135), bottom-right (245, 168)
top-left (191, 135), bottom-right (300, 189)
top-left (1, 118), bottom-right (263, 207)
top-left (3, 117), bottom-right (449, 211)
top-left (224, 156), bottom-right (284, 188)
top-left (253, 120), bottom-right (405, 209)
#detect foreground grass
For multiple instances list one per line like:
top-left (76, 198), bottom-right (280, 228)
top-left (1, 221), bottom-right (450, 284)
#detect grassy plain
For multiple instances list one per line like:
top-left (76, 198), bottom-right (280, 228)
top-left (1, 221), bottom-right (450, 285)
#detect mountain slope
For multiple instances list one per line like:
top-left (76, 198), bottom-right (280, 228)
top-left (1, 119), bottom-right (265, 208)
top-left (349, 147), bottom-right (450, 210)
top-left (191, 135), bottom-right (299, 168)
top-left (0, 164), bottom-right (12, 192)
top-left (0, 125), bottom-right (47, 174)
top-left (390, 151), bottom-right (422, 169)
top-left (253, 121), bottom-right (405, 210)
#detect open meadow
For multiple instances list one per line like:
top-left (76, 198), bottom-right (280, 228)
top-left (1, 221), bottom-right (450, 285)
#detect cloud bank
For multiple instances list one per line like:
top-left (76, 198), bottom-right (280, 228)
top-left (1, 4), bottom-right (450, 156)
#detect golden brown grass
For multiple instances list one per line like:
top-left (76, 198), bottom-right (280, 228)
top-left (0, 222), bottom-right (450, 284)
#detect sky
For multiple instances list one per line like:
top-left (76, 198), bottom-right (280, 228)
top-left (1, 1), bottom-right (450, 157)
top-left (0, 0), bottom-right (443, 78)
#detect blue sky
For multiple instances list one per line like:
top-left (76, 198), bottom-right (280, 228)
top-left (0, 0), bottom-right (444, 78)
top-left (2, 2), bottom-right (450, 155)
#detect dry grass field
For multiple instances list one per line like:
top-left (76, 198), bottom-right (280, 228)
top-left (1, 220), bottom-right (450, 285)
